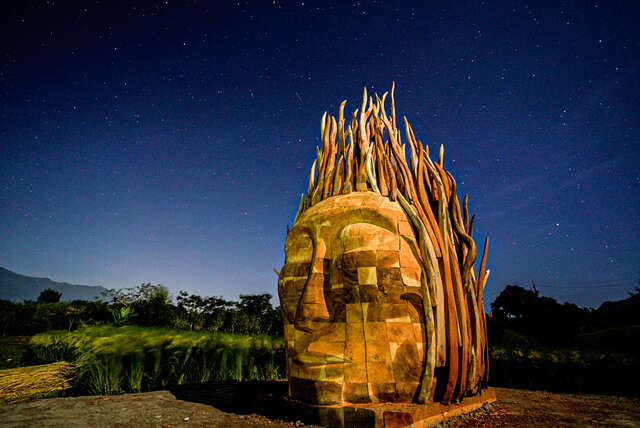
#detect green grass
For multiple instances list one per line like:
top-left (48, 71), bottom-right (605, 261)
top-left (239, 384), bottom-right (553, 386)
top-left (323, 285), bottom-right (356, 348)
top-left (29, 326), bottom-right (285, 395)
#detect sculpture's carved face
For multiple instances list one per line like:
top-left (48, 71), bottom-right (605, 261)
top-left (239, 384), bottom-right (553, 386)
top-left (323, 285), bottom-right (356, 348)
top-left (278, 192), bottom-right (426, 405)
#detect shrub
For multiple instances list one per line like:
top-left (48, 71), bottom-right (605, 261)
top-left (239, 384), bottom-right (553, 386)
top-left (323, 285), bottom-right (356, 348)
top-left (489, 345), bottom-right (640, 396)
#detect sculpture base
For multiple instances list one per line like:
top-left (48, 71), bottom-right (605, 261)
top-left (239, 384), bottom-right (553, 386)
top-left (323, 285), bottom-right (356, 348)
top-left (284, 388), bottom-right (497, 428)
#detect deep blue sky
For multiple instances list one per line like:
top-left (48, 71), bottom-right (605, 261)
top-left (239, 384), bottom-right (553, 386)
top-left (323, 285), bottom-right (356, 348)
top-left (1, 1), bottom-right (638, 308)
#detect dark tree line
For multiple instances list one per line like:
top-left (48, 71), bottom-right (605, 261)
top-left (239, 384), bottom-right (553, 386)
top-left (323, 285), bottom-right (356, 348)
top-left (0, 284), bottom-right (282, 337)
top-left (0, 297), bottom-right (112, 336)
top-left (488, 283), bottom-right (640, 352)
top-left (4, 282), bottom-right (638, 352)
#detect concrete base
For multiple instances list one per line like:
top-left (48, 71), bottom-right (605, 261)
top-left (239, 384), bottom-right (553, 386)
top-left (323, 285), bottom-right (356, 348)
top-left (284, 388), bottom-right (497, 428)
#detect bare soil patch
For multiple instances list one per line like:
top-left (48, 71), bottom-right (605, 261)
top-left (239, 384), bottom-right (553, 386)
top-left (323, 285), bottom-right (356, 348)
top-left (0, 384), bottom-right (638, 427)
top-left (448, 388), bottom-right (640, 428)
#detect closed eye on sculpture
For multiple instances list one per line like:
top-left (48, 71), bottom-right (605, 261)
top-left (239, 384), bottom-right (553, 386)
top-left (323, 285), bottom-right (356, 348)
top-left (340, 222), bottom-right (398, 253)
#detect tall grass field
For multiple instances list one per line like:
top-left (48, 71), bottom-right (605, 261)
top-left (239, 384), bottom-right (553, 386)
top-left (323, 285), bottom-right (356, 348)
top-left (26, 326), bottom-right (639, 398)
top-left (29, 326), bottom-right (285, 395)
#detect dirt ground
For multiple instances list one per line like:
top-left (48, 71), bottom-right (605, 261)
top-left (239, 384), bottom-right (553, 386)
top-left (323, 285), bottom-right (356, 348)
top-left (0, 384), bottom-right (638, 427)
top-left (446, 388), bottom-right (640, 428)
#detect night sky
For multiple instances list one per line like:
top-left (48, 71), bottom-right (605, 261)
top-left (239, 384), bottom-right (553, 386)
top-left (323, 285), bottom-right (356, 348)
top-left (1, 1), bottom-right (638, 309)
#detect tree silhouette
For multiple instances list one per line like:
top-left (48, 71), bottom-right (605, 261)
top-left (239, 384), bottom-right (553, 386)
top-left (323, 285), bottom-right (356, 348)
top-left (37, 288), bottom-right (62, 303)
top-left (490, 284), bottom-right (592, 346)
top-left (491, 284), bottom-right (538, 320)
top-left (238, 294), bottom-right (273, 317)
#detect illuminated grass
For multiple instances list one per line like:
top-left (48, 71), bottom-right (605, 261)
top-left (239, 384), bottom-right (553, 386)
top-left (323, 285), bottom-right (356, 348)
top-left (30, 326), bottom-right (285, 395)
top-left (0, 362), bottom-right (75, 402)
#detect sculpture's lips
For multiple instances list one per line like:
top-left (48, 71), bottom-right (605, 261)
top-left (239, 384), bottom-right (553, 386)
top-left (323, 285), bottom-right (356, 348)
top-left (293, 352), bottom-right (350, 366)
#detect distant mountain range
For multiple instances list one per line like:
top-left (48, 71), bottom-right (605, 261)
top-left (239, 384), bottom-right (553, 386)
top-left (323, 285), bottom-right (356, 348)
top-left (0, 266), bottom-right (107, 302)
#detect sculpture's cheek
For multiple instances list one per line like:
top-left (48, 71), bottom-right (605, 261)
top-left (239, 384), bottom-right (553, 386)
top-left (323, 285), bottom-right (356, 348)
top-left (343, 321), bottom-right (369, 403)
top-left (392, 340), bottom-right (423, 383)
top-left (325, 286), bottom-right (346, 323)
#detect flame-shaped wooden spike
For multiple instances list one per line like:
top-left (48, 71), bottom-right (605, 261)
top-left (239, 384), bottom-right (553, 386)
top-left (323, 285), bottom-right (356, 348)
top-left (320, 111), bottom-right (327, 140)
top-left (477, 237), bottom-right (489, 300)
top-left (468, 214), bottom-right (476, 236)
top-left (391, 81), bottom-right (397, 129)
top-left (463, 194), bottom-right (469, 231)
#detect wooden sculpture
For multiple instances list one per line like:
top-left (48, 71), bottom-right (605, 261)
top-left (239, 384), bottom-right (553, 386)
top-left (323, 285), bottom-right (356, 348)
top-left (278, 84), bottom-right (490, 406)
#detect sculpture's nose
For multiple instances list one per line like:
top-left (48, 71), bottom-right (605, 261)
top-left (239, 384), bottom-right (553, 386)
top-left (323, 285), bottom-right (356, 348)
top-left (295, 242), bottom-right (330, 333)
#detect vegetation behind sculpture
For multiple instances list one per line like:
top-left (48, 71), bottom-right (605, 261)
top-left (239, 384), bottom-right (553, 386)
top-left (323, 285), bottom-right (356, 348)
top-left (1, 283), bottom-right (638, 398)
top-left (0, 283), bottom-right (282, 337)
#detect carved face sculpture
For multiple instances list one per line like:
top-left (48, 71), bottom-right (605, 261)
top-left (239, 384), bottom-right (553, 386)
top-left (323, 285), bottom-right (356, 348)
top-left (278, 192), bottom-right (426, 405)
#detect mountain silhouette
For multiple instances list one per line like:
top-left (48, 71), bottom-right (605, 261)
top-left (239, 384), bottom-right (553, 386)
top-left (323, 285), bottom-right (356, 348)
top-left (0, 266), bottom-right (107, 302)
